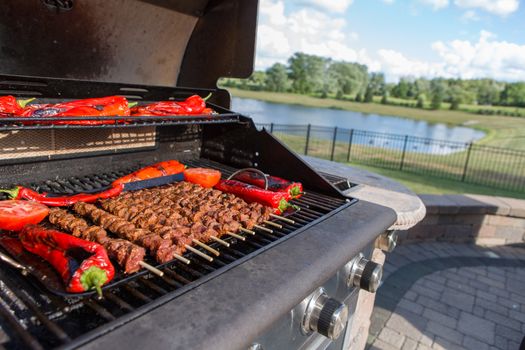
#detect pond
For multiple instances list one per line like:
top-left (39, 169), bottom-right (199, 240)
top-left (232, 98), bottom-right (485, 154)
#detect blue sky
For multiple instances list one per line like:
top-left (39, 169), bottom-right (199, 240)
top-left (255, 0), bottom-right (525, 82)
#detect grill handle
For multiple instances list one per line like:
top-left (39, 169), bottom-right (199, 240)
top-left (227, 168), bottom-right (268, 190)
top-left (0, 251), bottom-right (30, 276)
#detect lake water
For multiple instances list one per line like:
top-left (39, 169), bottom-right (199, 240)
top-left (232, 97), bottom-right (486, 154)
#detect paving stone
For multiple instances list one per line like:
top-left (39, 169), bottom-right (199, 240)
top-left (405, 290), bottom-right (418, 301)
top-left (473, 305), bottom-right (485, 317)
top-left (431, 337), bottom-right (463, 350)
top-left (398, 299), bottom-right (424, 315)
top-left (463, 335), bottom-right (490, 350)
top-left (458, 312), bottom-right (495, 344)
top-left (509, 309), bottom-right (525, 323)
top-left (419, 333), bottom-right (434, 346)
top-left (370, 339), bottom-right (399, 350)
top-left (476, 290), bottom-right (498, 302)
top-left (412, 284), bottom-right (442, 301)
top-left (379, 327), bottom-right (406, 348)
top-left (508, 341), bottom-right (521, 349)
top-left (487, 286), bottom-right (509, 299)
top-left (510, 292), bottom-right (525, 305)
top-left (386, 307), bottom-right (428, 342)
top-left (495, 324), bottom-right (523, 343)
top-left (416, 344), bottom-right (432, 350)
top-left (441, 289), bottom-right (474, 312)
top-left (476, 296), bottom-right (509, 316)
top-left (486, 271), bottom-right (506, 283)
top-left (402, 337), bottom-right (418, 350)
top-left (423, 280), bottom-right (445, 293)
top-left (507, 278), bottom-right (525, 295)
top-left (425, 321), bottom-right (463, 345)
top-left (484, 310), bottom-right (521, 331)
top-left (422, 308), bottom-right (457, 328)
top-left (494, 335), bottom-right (507, 350)
top-left (445, 279), bottom-right (476, 295)
top-left (476, 275), bottom-right (506, 289)
top-left (417, 296), bottom-right (461, 319)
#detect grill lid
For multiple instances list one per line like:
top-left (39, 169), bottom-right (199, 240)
top-left (0, 0), bottom-right (258, 107)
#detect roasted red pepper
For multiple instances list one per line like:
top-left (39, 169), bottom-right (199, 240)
top-left (0, 184), bottom-right (124, 207)
top-left (131, 94), bottom-right (213, 116)
top-left (18, 96), bottom-right (132, 125)
top-left (0, 96), bottom-right (35, 117)
top-left (112, 160), bottom-right (186, 186)
top-left (233, 171), bottom-right (303, 200)
top-left (20, 225), bottom-right (114, 296)
top-left (214, 179), bottom-right (296, 214)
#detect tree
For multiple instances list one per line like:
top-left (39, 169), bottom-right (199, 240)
top-left (355, 94), bottom-right (363, 102)
top-left (364, 85), bottom-right (374, 103)
top-left (391, 78), bottom-right (410, 99)
top-left (328, 62), bottom-right (369, 97)
top-left (265, 63), bottom-right (289, 92)
top-left (381, 91), bottom-right (388, 104)
top-left (416, 94), bottom-right (426, 108)
top-left (368, 72), bottom-right (386, 95)
top-left (500, 82), bottom-right (525, 107)
top-left (430, 79), bottom-right (445, 110)
top-left (288, 53), bottom-right (327, 94)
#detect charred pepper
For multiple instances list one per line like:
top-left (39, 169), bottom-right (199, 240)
top-left (214, 179), bottom-right (296, 214)
top-left (0, 96), bottom-right (35, 117)
top-left (233, 171), bottom-right (303, 200)
top-left (19, 225), bottom-right (114, 296)
top-left (130, 94), bottom-right (213, 116)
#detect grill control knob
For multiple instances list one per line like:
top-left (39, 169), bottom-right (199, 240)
top-left (347, 256), bottom-right (383, 293)
top-left (302, 288), bottom-right (348, 340)
top-left (375, 231), bottom-right (398, 252)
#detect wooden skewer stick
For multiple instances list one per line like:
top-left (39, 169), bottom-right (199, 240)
top-left (263, 220), bottom-right (282, 228)
top-left (269, 214), bottom-right (295, 224)
top-left (254, 224), bottom-right (273, 233)
top-left (185, 245), bottom-right (214, 262)
top-left (192, 239), bottom-right (220, 256)
top-left (226, 231), bottom-right (245, 241)
top-left (239, 227), bottom-right (256, 235)
top-left (211, 236), bottom-right (230, 247)
top-left (138, 261), bottom-right (164, 277)
top-left (173, 253), bottom-right (191, 265)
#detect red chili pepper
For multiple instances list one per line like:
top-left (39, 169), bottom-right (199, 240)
top-left (130, 94), bottom-right (213, 116)
top-left (112, 160), bottom-right (185, 186)
top-left (18, 96), bottom-right (132, 123)
top-left (0, 184), bottom-right (124, 207)
top-left (0, 96), bottom-right (35, 117)
top-left (233, 171), bottom-right (303, 200)
top-left (19, 225), bottom-right (114, 296)
top-left (214, 179), bottom-right (296, 214)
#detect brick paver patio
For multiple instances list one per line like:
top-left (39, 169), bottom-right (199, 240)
top-left (368, 242), bottom-right (525, 350)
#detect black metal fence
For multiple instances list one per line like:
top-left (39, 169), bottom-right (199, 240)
top-left (256, 123), bottom-right (525, 193)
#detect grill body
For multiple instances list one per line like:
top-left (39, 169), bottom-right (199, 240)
top-left (0, 2), bottom-right (397, 349)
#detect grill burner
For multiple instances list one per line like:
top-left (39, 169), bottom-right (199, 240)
top-left (0, 159), bottom-right (354, 350)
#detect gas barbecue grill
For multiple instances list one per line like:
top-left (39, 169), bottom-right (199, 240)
top-left (0, 1), bottom-right (397, 349)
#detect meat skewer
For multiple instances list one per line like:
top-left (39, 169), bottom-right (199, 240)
top-left (72, 202), bottom-right (192, 264)
top-left (47, 208), bottom-right (163, 276)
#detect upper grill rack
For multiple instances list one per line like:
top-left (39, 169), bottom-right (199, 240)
top-left (0, 158), bottom-right (355, 350)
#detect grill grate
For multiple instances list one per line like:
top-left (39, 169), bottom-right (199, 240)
top-left (0, 159), bottom-right (354, 349)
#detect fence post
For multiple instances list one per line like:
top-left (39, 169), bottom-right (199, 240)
top-left (330, 127), bottom-right (338, 161)
top-left (399, 135), bottom-right (409, 170)
top-left (461, 142), bottom-right (473, 182)
top-left (270, 123), bottom-right (274, 133)
top-left (346, 129), bottom-right (354, 162)
top-left (304, 124), bottom-right (311, 155)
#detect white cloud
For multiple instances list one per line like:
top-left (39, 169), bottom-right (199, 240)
top-left (306, 0), bottom-right (354, 13)
top-left (461, 10), bottom-right (481, 21)
top-left (454, 0), bottom-right (519, 16)
top-left (383, 0), bottom-right (395, 3)
top-left (256, 0), bottom-right (363, 69)
top-left (420, 0), bottom-right (449, 10)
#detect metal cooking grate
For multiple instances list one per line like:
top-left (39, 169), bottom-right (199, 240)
top-left (0, 159), bottom-right (354, 350)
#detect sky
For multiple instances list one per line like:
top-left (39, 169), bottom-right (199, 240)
top-left (255, 0), bottom-right (525, 82)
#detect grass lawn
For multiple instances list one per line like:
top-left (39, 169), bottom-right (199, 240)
top-left (229, 88), bottom-right (525, 151)
top-left (350, 164), bottom-right (525, 199)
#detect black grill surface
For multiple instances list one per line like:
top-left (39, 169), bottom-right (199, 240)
top-left (0, 158), bottom-right (354, 350)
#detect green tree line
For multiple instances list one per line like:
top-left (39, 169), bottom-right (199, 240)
top-left (220, 52), bottom-right (525, 116)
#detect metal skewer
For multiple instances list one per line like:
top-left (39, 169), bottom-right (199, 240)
top-left (184, 245), bottom-right (214, 262)
top-left (210, 236), bottom-right (230, 247)
top-left (138, 261), bottom-right (164, 277)
top-left (269, 214), bottom-right (295, 224)
top-left (263, 220), bottom-right (282, 228)
top-left (192, 239), bottom-right (220, 256)
top-left (239, 227), bottom-right (256, 235)
top-left (226, 231), bottom-right (245, 241)
top-left (173, 253), bottom-right (191, 264)
top-left (253, 224), bottom-right (273, 233)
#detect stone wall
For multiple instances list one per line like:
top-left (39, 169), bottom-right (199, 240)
top-left (398, 194), bottom-right (525, 246)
